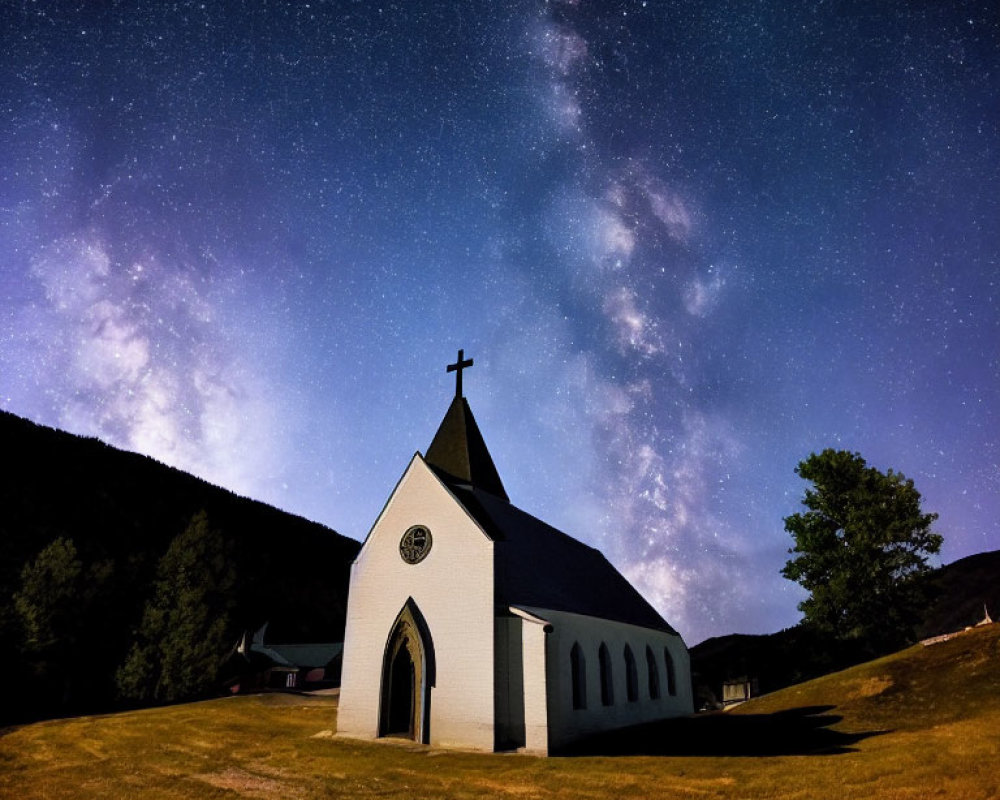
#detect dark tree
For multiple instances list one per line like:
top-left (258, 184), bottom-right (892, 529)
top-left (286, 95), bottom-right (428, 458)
top-left (13, 537), bottom-right (114, 707)
top-left (15, 537), bottom-right (84, 659)
top-left (117, 511), bottom-right (237, 703)
top-left (781, 449), bottom-right (941, 651)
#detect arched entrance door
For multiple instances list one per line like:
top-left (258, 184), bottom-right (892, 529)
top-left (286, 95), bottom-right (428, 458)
top-left (379, 599), bottom-right (434, 742)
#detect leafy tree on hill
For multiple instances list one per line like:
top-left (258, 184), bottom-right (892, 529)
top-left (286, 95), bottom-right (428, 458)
top-left (117, 511), bottom-right (237, 703)
top-left (782, 449), bottom-right (941, 652)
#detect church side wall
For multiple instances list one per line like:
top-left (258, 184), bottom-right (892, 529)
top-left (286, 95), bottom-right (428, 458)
top-left (521, 617), bottom-right (550, 754)
top-left (337, 457), bottom-right (496, 751)
top-left (494, 612), bottom-right (550, 754)
top-left (528, 608), bottom-right (693, 753)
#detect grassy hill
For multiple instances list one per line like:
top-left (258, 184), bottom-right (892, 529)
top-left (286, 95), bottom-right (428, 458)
top-left (691, 548), bottom-right (1000, 706)
top-left (0, 409), bottom-right (360, 721)
top-left (3, 624), bottom-right (998, 799)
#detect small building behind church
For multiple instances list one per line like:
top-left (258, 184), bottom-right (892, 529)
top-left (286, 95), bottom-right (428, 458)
top-left (226, 623), bottom-right (343, 693)
top-left (336, 353), bottom-right (693, 754)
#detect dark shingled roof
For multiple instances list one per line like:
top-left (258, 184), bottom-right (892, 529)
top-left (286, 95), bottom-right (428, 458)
top-left (446, 482), bottom-right (677, 636)
top-left (423, 395), bottom-right (676, 636)
top-left (266, 642), bottom-right (343, 669)
top-left (425, 396), bottom-right (508, 502)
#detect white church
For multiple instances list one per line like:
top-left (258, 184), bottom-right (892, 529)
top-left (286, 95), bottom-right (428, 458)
top-left (336, 351), bottom-right (692, 754)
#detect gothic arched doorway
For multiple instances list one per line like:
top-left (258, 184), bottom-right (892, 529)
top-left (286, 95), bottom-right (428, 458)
top-left (379, 599), bottom-right (434, 743)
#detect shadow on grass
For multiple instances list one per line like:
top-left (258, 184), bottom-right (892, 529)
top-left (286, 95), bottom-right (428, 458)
top-left (560, 706), bottom-right (887, 757)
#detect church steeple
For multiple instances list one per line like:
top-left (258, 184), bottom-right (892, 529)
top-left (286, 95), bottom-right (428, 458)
top-left (424, 350), bottom-right (509, 502)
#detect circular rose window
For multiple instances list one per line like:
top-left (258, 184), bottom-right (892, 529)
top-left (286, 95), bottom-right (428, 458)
top-left (399, 524), bottom-right (433, 564)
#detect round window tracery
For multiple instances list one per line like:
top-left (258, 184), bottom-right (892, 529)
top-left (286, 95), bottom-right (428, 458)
top-left (399, 525), bottom-right (432, 564)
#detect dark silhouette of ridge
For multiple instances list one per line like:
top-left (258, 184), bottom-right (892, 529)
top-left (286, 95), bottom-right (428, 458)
top-left (0, 409), bottom-right (359, 722)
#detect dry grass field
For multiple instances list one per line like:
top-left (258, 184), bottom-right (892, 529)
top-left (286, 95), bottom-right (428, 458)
top-left (2, 624), bottom-right (999, 799)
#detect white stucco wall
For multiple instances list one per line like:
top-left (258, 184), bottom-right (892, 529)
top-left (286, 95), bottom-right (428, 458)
top-left (337, 454), bottom-right (496, 751)
top-left (517, 607), bottom-right (693, 752)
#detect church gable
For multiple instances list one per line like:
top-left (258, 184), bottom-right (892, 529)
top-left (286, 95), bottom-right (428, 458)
top-left (338, 452), bottom-right (498, 749)
top-left (353, 453), bottom-right (491, 567)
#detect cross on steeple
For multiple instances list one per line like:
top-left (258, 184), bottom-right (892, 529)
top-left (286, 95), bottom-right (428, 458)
top-left (446, 349), bottom-right (474, 397)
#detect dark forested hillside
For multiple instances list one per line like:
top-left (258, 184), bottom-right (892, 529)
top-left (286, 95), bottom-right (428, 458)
top-left (916, 550), bottom-right (1000, 639)
top-left (0, 410), bottom-right (359, 721)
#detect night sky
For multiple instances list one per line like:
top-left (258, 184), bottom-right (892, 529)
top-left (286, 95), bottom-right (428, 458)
top-left (2, 1), bottom-right (997, 645)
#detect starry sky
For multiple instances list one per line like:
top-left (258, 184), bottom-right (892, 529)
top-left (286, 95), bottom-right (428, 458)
top-left (2, 0), bottom-right (997, 646)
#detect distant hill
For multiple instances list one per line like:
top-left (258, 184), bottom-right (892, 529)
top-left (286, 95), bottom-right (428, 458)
top-left (0, 409), bottom-right (360, 721)
top-left (691, 549), bottom-right (1000, 707)
top-left (916, 549), bottom-right (1000, 638)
